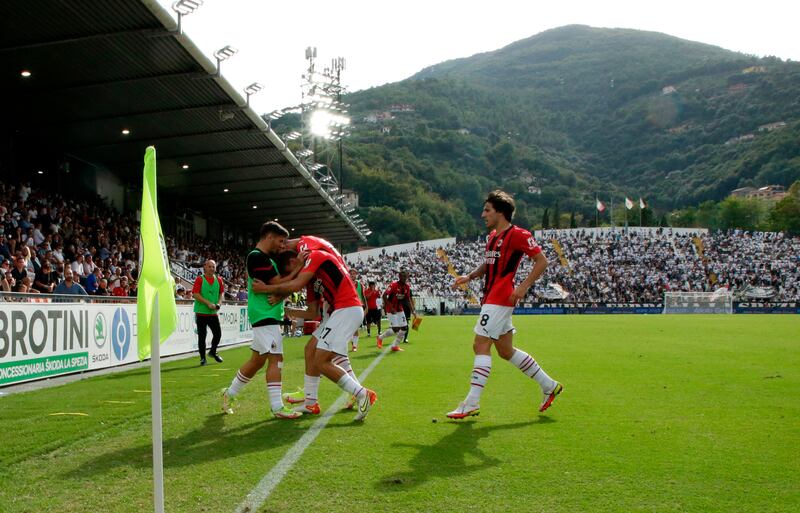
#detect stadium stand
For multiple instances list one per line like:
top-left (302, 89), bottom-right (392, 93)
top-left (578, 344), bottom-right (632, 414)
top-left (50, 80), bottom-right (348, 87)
top-left (347, 228), bottom-right (800, 306)
top-left (0, 180), bottom-right (248, 298)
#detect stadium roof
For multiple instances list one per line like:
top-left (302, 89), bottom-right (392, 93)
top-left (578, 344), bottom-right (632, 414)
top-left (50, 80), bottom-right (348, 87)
top-left (1, 0), bottom-right (365, 245)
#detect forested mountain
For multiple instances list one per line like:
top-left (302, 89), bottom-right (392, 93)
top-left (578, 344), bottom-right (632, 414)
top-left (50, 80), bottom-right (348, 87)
top-left (297, 25), bottom-right (800, 245)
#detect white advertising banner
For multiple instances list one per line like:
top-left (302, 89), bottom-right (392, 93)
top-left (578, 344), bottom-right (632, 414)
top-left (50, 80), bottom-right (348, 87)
top-left (0, 302), bottom-right (252, 386)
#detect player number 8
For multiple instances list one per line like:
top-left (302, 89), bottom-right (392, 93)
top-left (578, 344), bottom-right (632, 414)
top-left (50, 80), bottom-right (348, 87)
top-left (479, 314), bottom-right (490, 326)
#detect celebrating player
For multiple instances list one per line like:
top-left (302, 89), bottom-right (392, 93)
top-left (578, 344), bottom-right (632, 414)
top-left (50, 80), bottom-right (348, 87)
top-left (257, 248), bottom-right (377, 421)
top-left (220, 222), bottom-right (302, 419)
top-left (446, 190), bottom-right (562, 419)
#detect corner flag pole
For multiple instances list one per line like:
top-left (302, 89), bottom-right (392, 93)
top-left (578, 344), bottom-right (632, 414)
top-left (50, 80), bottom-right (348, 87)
top-left (150, 292), bottom-right (165, 513)
top-left (138, 146), bottom-right (177, 513)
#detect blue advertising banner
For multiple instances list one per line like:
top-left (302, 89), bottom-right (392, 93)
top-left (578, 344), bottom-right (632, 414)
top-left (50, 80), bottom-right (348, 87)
top-left (462, 302), bottom-right (663, 315)
top-left (462, 302), bottom-right (799, 315)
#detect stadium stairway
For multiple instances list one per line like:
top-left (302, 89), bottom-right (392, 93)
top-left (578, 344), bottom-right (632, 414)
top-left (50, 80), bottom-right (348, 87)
top-left (437, 248), bottom-right (479, 305)
top-left (551, 239), bottom-right (571, 271)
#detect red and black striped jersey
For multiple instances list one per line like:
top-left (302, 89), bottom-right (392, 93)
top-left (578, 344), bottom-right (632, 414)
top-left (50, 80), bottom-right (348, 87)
top-left (298, 236), bottom-right (346, 268)
top-left (302, 250), bottom-right (361, 311)
top-left (482, 225), bottom-right (542, 306)
top-left (384, 281), bottom-right (412, 313)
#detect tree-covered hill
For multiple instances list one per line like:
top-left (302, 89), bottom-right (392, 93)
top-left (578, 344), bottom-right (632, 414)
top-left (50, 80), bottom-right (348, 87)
top-left (300, 25), bottom-right (800, 245)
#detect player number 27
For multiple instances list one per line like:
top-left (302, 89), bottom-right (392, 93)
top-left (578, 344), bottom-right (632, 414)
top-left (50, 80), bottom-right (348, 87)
top-left (321, 327), bottom-right (332, 339)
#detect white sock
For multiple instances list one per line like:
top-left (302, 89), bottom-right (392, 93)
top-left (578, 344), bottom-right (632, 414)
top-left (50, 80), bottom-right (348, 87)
top-left (267, 381), bottom-right (283, 411)
top-left (336, 373), bottom-right (366, 399)
top-left (304, 374), bottom-right (320, 406)
top-left (509, 349), bottom-right (556, 392)
top-left (465, 355), bottom-right (492, 405)
top-left (379, 328), bottom-right (395, 341)
top-left (331, 354), bottom-right (361, 385)
top-left (227, 370), bottom-right (250, 397)
top-left (352, 335), bottom-right (359, 348)
top-left (391, 329), bottom-right (406, 348)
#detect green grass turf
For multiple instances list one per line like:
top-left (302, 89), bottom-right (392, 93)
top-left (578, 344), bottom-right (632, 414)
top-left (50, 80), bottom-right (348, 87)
top-left (0, 315), bottom-right (798, 512)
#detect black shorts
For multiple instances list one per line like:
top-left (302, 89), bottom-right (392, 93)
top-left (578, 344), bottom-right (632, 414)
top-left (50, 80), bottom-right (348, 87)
top-left (366, 309), bottom-right (382, 324)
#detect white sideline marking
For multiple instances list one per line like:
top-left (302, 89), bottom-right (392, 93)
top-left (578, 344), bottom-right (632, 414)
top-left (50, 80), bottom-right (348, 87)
top-left (234, 348), bottom-right (390, 513)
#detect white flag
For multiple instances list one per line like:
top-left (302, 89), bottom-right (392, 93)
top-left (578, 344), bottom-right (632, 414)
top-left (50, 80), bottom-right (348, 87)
top-left (596, 199), bottom-right (606, 212)
top-left (639, 197), bottom-right (647, 209)
top-left (625, 197), bottom-right (634, 210)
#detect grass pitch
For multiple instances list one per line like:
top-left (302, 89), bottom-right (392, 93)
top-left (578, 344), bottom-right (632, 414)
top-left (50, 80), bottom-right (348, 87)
top-left (1, 315), bottom-right (798, 513)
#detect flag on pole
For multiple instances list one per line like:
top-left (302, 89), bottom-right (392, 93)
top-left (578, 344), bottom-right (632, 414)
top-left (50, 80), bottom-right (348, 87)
top-left (596, 199), bottom-right (606, 212)
top-left (639, 197), bottom-right (647, 209)
top-left (625, 197), bottom-right (634, 210)
top-left (137, 146), bottom-right (178, 360)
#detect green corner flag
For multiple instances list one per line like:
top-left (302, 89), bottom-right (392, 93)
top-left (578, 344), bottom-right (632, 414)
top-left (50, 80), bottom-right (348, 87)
top-left (137, 146), bottom-right (178, 360)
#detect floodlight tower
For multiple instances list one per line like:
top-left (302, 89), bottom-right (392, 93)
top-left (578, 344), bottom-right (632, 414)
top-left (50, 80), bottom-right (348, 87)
top-left (300, 47), bottom-right (350, 195)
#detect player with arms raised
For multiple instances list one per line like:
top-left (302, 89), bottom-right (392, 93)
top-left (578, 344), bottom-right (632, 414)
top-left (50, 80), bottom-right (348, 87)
top-left (446, 190), bottom-right (562, 419)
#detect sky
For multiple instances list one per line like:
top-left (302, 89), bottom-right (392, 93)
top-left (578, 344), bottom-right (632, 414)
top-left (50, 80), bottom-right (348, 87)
top-left (157, 0), bottom-right (800, 114)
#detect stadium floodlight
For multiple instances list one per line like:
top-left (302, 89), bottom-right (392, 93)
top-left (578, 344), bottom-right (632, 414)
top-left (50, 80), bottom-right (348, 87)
top-left (309, 162), bottom-right (324, 171)
top-left (244, 82), bottom-right (264, 107)
top-left (213, 45), bottom-right (238, 76)
top-left (296, 148), bottom-right (313, 158)
top-left (310, 109), bottom-right (350, 139)
top-left (171, 0), bottom-right (203, 34)
top-left (283, 131), bottom-right (302, 141)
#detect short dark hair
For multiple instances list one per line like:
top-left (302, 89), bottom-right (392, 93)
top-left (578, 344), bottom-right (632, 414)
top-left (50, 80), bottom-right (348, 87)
top-left (275, 250), bottom-right (298, 275)
top-left (260, 221), bottom-right (289, 239)
top-left (368, 280), bottom-right (375, 286)
top-left (485, 190), bottom-right (515, 221)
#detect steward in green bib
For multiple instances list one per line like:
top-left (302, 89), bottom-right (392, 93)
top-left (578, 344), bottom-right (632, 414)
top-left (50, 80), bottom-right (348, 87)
top-left (192, 259), bottom-right (225, 365)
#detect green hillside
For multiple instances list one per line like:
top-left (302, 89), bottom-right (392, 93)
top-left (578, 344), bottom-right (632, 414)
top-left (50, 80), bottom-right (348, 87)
top-left (305, 25), bottom-right (800, 245)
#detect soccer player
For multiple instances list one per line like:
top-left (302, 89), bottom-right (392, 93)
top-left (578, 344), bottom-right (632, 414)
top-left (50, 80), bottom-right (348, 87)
top-left (377, 270), bottom-right (416, 352)
top-left (279, 234), bottom-right (363, 412)
top-left (221, 222), bottom-right (302, 419)
top-left (446, 190), bottom-right (562, 419)
top-left (280, 266), bottom-right (363, 415)
top-left (349, 268), bottom-right (367, 352)
top-left (363, 281), bottom-right (381, 336)
top-left (285, 234), bottom-right (346, 264)
top-left (257, 248), bottom-right (377, 421)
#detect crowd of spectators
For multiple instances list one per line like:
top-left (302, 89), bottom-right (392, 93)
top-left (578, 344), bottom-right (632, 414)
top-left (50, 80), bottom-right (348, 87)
top-left (3, 179), bottom-right (798, 305)
top-left (0, 180), bottom-right (249, 300)
top-left (347, 228), bottom-right (800, 304)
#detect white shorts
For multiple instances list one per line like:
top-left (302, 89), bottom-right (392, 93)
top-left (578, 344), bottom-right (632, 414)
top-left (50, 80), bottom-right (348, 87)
top-left (473, 304), bottom-right (515, 340)
top-left (387, 311), bottom-right (407, 328)
top-left (315, 306), bottom-right (364, 356)
top-left (251, 325), bottom-right (283, 355)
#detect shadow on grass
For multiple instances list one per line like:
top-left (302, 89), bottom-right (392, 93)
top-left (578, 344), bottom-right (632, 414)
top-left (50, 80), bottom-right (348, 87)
top-left (62, 411), bottom-right (311, 479)
top-left (99, 361), bottom-right (214, 380)
top-left (375, 418), bottom-right (550, 491)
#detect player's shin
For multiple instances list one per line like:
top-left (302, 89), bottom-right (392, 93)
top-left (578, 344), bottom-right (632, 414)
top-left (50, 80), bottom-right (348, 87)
top-left (465, 354), bottom-right (492, 405)
top-left (509, 349), bottom-right (556, 391)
